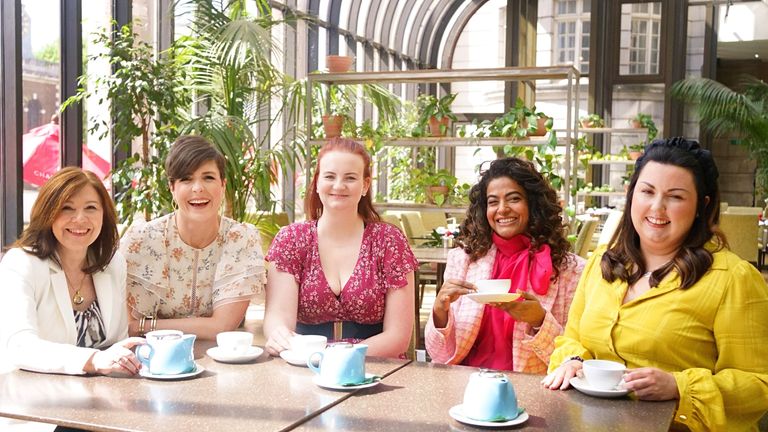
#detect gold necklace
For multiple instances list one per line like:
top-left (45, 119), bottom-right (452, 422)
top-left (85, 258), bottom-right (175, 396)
top-left (64, 271), bottom-right (87, 306)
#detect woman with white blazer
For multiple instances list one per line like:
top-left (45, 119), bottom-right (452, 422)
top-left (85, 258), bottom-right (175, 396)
top-left (0, 167), bottom-right (143, 376)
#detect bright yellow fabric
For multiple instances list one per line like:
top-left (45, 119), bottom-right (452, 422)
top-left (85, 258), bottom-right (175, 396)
top-left (550, 245), bottom-right (768, 432)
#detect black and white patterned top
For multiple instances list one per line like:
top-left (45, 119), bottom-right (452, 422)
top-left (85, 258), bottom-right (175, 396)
top-left (74, 300), bottom-right (107, 348)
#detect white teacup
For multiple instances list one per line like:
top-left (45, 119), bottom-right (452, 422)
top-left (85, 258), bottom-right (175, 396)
top-left (475, 279), bottom-right (511, 293)
top-left (216, 331), bottom-right (254, 355)
top-left (290, 334), bottom-right (327, 361)
top-left (582, 359), bottom-right (626, 390)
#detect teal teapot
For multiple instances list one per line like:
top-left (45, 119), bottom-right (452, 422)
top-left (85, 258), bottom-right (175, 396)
top-left (137, 330), bottom-right (196, 375)
top-left (307, 342), bottom-right (367, 385)
top-left (462, 370), bottom-right (519, 421)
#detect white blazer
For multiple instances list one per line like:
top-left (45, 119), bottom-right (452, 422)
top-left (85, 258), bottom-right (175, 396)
top-left (0, 248), bottom-right (128, 375)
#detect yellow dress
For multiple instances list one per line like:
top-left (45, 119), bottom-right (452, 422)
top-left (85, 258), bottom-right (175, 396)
top-left (550, 245), bottom-right (768, 432)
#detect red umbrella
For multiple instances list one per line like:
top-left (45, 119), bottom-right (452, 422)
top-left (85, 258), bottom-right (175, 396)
top-left (22, 122), bottom-right (111, 187)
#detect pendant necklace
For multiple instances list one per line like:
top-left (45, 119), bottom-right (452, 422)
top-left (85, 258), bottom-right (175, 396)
top-left (65, 271), bottom-right (87, 306)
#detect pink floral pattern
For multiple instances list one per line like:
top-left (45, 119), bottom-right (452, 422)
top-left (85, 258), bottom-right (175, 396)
top-left (121, 213), bottom-right (266, 319)
top-left (266, 220), bottom-right (418, 324)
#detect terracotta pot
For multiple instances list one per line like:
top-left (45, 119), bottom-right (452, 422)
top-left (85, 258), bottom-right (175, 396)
top-left (630, 119), bottom-right (642, 128)
top-left (629, 151), bottom-right (643, 160)
top-left (322, 115), bottom-right (344, 138)
top-left (580, 119), bottom-right (596, 129)
top-left (428, 116), bottom-right (450, 137)
top-left (425, 185), bottom-right (450, 204)
top-left (530, 116), bottom-right (549, 136)
top-left (326, 55), bottom-right (354, 73)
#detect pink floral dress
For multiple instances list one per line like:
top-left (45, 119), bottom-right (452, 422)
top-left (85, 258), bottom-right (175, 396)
top-left (121, 213), bottom-right (266, 319)
top-left (266, 220), bottom-right (418, 325)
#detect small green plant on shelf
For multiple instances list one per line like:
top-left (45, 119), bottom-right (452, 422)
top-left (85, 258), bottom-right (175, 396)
top-left (414, 93), bottom-right (458, 137)
top-left (630, 113), bottom-right (658, 141)
top-left (580, 113), bottom-right (605, 128)
top-left (411, 168), bottom-right (458, 206)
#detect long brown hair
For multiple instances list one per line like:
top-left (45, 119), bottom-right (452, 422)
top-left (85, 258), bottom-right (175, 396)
top-left (459, 157), bottom-right (571, 278)
top-left (305, 138), bottom-right (381, 223)
top-left (601, 137), bottom-right (725, 289)
top-left (13, 167), bottom-right (119, 274)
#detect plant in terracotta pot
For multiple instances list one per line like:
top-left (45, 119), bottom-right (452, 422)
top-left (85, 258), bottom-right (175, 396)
top-left (415, 93), bottom-right (458, 137)
top-left (629, 112), bottom-right (658, 141)
top-left (320, 84), bottom-right (354, 138)
top-left (412, 168), bottom-right (457, 206)
top-left (580, 113), bottom-right (605, 129)
top-left (628, 143), bottom-right (646, 160)
top-left (326, 55), bottom-right (354, 73)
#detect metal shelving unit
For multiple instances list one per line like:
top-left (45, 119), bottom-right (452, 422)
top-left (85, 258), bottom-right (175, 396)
top-left (305, 66), bottom-right (581, 209)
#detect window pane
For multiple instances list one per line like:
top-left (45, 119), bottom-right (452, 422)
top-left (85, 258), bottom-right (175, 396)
top-left (619, 2), bottom-right (662, 76)
top-left (21, 0), bottom-right (60, 223)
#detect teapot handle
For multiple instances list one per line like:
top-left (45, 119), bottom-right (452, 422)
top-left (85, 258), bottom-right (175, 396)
top-left (307, 351), bottom-right (323, 373)
top-left (135, 344), bottom-right (153, 367)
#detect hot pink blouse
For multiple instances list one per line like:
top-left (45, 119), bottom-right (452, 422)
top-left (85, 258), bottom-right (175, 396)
top-left (266, 220), bottom-right (418, 325)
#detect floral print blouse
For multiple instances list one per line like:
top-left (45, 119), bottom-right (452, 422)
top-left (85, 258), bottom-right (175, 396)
top-left (266, 220), bottom-right (418, 325)
top-left (121, 213), bottom-right (266, 319)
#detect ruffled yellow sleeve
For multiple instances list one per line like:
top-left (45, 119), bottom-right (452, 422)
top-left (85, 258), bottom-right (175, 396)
top-left (672, 260), bottom-right (768, 432)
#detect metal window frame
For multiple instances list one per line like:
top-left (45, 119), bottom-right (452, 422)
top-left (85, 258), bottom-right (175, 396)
top-left (1, 0), bottom-right (23, 247)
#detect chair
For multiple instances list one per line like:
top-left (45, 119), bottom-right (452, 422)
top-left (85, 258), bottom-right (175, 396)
top-left (381, 213), bottom-right (405, 234)
top-left (419, 210), bottom-right (449, 232)
top-left (718, 212), bottom-right (760, 263)
top-left (596, 210), bottom-right (623, 247)
top-left (400, 212), bottom-right (431, 246)
top-left (574, 218), bottom-right (599, 258)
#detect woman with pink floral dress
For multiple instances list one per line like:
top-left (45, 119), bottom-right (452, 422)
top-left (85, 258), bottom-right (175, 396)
top-left (121, 136), bottom-right (265, 340)
top-left (263, 138), bottom-right (417, 358)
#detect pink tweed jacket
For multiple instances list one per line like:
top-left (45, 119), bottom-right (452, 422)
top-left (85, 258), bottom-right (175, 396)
top-left (425, 245), bottom-right (584, 374)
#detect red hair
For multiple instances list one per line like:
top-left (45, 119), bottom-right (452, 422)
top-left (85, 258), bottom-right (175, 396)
top-left (306, 138), bottom-right (381, 223)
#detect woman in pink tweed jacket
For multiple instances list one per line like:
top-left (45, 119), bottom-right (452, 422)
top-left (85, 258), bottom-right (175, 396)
top-left (425, 158), bottom-right (584, 373)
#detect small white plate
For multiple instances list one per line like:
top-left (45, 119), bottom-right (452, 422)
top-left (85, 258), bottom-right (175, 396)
top-left (280, 349), bottom-right (310, 367)
top-left (139, 363), bottom-right (205, 380)
top-left (569, 376), bottom-right (629, 398)
top-left (313, 373), bottom-right (381, 391)
top-left (207, 346), bottom-right (263, 364)
top-left (466, 292), bottom-right (521, 304)
top-left (448, 405), bottom-right (528, 427)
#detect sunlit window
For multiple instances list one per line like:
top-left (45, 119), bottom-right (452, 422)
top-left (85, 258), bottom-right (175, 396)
top-left (554, 0), bottom-right (590, 74)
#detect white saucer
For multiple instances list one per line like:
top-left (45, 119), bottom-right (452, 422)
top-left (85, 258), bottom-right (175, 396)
top-left (569, 376), bottom-right (629, 398)
top-left (207, 346), bottom-right (263, 363)
top-left (280, 350), bottom-right (310, 367)
top-left (139, 363), bottom-right (205, 380)
top-left (466, 292), bottom-right (521, 304)
top-left (448, 405), bottom-right (528, 427)
top-left (313, 373), bottom-right (381, 391)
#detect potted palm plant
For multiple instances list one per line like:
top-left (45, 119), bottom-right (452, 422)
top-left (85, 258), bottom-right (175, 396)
top-left (416, 93), bottom-right (458, 137)
top-left (672, 75), bottom-right (768, 199)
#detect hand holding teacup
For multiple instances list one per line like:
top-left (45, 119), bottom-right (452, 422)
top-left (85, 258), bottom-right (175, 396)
top-left (621, 367), bottom-right (679, 400)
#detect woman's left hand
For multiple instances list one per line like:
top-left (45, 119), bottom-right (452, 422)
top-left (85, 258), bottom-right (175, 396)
top-left (491, 290), bottom-right (545, 327)
top-left (621, 367), bottom-right (679, 401)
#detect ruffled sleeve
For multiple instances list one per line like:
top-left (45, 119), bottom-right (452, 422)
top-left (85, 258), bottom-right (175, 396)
top-left (378, 223), bottom-right (418, 291)
top-left (211, 219), bottom-right (266, 308)
top-left (265, 222), bottom-right (311, 284)
top-left (671, 259), bottom-right (768, 432)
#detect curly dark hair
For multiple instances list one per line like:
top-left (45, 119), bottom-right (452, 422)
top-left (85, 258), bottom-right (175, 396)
top-left (458, 157), bottom-right (572, 278)
top-left (601, 137), bottom-right (726, 289)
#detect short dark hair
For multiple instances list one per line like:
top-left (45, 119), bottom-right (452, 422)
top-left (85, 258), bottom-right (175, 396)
top-left (459, 157), bottom-right (571, 278)
top-left (13, 167), bottom-right (119, 274)
top-left (601, 137), bottom-right (726, 289)
top-left (165, 135), bottom-right (226, 184)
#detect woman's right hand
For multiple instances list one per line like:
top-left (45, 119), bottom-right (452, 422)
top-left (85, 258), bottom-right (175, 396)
top-left (541, 359), bottom-right (583, 390)
top-left (88, 337), bottom-right (146, 376)
top-left (432, 279), bottom-right (477, 328)
top-left (265, 325), bottom-right (296, 357)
